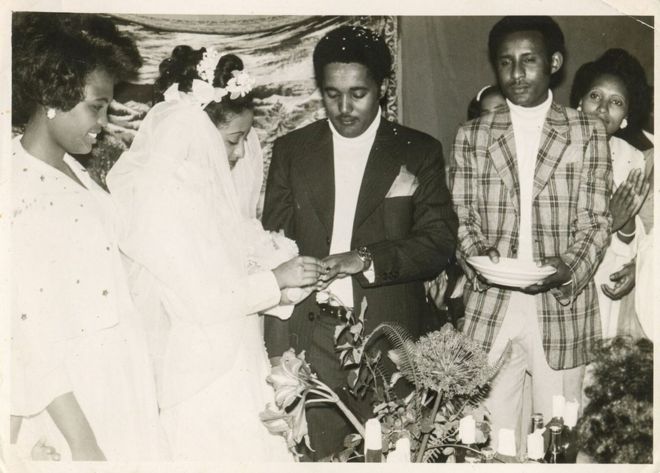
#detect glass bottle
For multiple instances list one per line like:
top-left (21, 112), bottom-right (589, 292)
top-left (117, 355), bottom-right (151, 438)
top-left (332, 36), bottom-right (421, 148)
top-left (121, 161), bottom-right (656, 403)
top-left (544, 425), bottom-right (566, 463)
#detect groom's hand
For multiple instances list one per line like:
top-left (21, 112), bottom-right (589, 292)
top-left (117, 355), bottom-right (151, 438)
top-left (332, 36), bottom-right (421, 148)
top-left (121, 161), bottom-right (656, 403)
top-left (317, 251), bottom-right (365, 290)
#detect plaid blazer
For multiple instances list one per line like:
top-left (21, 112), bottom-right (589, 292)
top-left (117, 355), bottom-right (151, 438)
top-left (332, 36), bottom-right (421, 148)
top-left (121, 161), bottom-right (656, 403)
top-left (449, 102), bottom-right (612, 369)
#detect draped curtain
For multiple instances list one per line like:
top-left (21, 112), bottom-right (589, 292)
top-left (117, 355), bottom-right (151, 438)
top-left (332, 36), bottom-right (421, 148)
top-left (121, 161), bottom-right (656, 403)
top-left (86, 15), bottom-right (400, 192)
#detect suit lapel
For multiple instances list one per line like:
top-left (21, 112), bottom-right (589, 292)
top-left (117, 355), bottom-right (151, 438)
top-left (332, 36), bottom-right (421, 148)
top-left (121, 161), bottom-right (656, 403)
top-left (533, 102), bottom-right (569, 199)
top-left (300, 123), bottom-right (335, 236)
top-left (353, 119), bottom-right (401, 231)
top-left (487, 111), bottom-right (520, 214)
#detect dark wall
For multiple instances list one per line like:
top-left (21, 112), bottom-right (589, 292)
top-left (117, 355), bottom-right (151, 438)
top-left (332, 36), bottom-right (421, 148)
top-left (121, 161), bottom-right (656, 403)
top-left (399, 16), bottom-right (654, 154)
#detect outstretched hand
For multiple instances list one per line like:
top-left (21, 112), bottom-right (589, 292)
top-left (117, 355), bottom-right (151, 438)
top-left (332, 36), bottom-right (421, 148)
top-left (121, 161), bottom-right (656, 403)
top-left (521, 257), bottom-right (571, 294)
top-left (316, 251), bottom-right (365, 290)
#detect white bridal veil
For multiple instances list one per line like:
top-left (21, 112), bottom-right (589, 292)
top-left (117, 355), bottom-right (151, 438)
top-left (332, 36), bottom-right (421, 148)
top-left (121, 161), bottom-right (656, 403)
top-left (107, 93), bottom-right (279, 407)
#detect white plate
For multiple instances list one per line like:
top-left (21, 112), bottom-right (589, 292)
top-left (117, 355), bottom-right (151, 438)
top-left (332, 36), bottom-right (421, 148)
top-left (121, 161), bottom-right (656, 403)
top-left (467, 256), bottom-right (556, 288)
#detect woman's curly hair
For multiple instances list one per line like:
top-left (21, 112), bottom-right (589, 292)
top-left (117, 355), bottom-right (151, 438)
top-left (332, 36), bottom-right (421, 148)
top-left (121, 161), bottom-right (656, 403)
top-left (570, 48), bottom-right (651, 135)
top-left (154, 46), bottom-right (253, 126)
top-left (12, 12), bottom-right (142, 125)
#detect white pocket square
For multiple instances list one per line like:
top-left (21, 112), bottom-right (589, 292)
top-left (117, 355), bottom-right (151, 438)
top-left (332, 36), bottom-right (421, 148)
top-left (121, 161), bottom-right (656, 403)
top-left (385, 165), bottom-right (419, 198)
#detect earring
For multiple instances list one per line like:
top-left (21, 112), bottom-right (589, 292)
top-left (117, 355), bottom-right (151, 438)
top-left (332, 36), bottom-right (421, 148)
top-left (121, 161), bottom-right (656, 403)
top-left (620, 118), bottom-right (628, 129)
top-left (46, 108), bottom-right (56, 120)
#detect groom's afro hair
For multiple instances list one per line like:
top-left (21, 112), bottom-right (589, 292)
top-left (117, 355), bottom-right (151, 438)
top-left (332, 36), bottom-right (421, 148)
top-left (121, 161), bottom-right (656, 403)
top-left (313, 24), bottom-right (392, 88)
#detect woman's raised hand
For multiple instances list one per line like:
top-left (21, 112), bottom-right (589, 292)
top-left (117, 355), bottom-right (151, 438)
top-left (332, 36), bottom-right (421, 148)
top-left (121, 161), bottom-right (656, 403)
top-left (273, 256), bottom-right (325, 289)
top-left (610, 168), bottom-right (650, 232)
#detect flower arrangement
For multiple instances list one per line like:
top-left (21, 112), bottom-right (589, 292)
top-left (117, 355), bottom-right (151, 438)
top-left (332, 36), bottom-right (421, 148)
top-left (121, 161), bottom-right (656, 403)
top-left (260, 293), bottom-right (505, 463)
top-left (259, 349), bottom-right (365, 460)
top-left (577, 336), bottom-right (653, 463)
top-left (354, 322), bottom-right (499, 462)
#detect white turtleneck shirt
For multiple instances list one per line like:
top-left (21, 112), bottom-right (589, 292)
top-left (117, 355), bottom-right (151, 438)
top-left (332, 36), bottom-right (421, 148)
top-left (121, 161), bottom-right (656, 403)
top-left (507, 90), bottom-right (553, 262)
top-left (327, 110), bottom-right (381, 307)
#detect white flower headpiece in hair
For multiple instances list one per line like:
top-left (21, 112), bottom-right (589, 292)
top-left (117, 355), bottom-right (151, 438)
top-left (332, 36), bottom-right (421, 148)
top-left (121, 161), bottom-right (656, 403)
top-left (195, 48), bottom-right (255, 102)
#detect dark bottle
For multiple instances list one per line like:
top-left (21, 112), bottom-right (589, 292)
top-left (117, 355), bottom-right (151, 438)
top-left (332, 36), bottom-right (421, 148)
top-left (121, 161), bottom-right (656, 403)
top-left (561, 418), bottom-right (578, 463)
top-left (530, 413), bottom-right (544, 434)
top-left (544, 425), bottom-right (566, 463)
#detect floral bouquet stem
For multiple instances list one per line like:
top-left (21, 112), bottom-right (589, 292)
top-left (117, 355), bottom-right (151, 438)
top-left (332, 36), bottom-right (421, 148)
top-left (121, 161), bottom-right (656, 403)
top-left (307, 383), bottom-right (365, 438)
top-left (415, 391), bottom-right (443, 462)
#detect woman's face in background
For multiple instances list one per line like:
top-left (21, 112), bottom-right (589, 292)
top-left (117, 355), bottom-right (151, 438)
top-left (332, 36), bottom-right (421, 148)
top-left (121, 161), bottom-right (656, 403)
top-left (217, 108), bottom-right (253, 169)
top-left (480, 91), bottom-right (507, 115)
top-left (580, 73), bottom-right (629, 136)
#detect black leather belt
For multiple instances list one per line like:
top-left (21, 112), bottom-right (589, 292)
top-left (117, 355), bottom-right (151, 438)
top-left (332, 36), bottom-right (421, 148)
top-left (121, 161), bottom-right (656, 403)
top-left (317, 302), bottom-right (347, 318)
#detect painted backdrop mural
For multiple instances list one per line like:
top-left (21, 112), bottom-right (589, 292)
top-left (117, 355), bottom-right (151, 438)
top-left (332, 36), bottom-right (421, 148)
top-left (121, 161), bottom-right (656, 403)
top-left (89, 15), bottom-right (399, 209)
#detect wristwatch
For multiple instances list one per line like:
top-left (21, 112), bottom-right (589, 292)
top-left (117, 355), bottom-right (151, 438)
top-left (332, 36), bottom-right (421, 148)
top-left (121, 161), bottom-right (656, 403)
top-left (356, 246), bottom-right (373, 271)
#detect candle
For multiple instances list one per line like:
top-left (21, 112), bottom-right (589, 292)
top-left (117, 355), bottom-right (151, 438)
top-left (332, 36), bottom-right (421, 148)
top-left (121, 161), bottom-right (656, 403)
top-left (552, 394), bottom-right (566, 419)
top-left (459, 415), bottom-right (476, 444)
top-left (497, 428), bottom-right (516, 456)
top-left (564, 400), bottom-right (579, 428)
top-left (365, 418), bottom-right (382, 462)
top-left (387, 437), bottom-right (411, 463)
top-left (527, 432), bottom-right (544, 460)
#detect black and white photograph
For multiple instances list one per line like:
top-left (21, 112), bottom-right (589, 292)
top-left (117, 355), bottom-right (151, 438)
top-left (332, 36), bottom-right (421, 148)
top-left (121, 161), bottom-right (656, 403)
top-left (1, 0), bottom-right (656, 471)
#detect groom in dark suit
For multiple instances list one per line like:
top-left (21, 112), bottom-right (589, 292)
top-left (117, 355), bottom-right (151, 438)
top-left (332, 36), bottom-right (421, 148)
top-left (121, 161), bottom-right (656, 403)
top-left (262, 25), bottom-right (457, 459)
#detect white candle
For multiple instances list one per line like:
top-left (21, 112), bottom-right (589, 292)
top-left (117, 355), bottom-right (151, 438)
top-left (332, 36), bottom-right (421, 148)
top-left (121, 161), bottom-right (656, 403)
top-left (387, 437), bottom-right (411, 463)
top-left (552, 394), bottom-right (566, 419)
top-left (459, 415), bottom-right (476, 444)
top-left (365, 418), bottom-right (382, 451)
top-left (497, 428), bottom-right (516, 456)
top-left (564, 400), bottom-right (579, 428)
top-left (527, 432), bottom-right (544, 460)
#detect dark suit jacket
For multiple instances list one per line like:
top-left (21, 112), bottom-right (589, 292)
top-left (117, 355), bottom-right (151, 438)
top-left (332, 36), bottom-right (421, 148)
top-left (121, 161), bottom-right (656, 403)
top-left (262, 117), bottom-right (458, 359)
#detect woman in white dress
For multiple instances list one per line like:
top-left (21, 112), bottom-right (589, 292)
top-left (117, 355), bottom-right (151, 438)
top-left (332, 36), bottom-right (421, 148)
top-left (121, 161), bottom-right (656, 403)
top-left (571, 48), bottom-right (652, 338)
top-left (107, 47), bottom-right (324, 462)
top-left (10, 13), bottom-right (167, 461)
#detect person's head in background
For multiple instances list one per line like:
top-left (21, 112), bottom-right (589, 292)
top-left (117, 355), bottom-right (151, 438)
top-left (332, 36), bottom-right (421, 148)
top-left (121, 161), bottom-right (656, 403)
top-left (155, 47), bottom-right (255, 169)
top-left (312, 25), bottom-right (392, 138)
top-left (467, 85), bottom-right (506, 120)
top-left (12, 12), bottom-right (142, 159)
top-left (488, 16), bottom-right (565, 108)
top-left (570, 48), bottom-right (651, 143)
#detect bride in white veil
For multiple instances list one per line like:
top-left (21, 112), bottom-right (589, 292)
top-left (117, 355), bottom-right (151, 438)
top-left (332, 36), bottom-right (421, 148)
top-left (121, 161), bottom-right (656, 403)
top-left (107, 47), bottom-right (323, 461)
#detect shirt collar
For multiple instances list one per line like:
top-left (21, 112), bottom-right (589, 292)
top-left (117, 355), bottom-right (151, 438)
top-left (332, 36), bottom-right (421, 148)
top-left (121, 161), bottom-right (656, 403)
top-left (328, 107), bottom-right (382, 145)
top-left (507, 89), bottom-right (553, 121)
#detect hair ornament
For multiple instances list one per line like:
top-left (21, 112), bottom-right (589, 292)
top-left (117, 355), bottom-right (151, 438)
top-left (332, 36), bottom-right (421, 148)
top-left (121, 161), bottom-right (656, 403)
top-left (476, 85), bottom-right (495, 102)
top-left (195, 48), bottom-right (255, 102)
top-left (225, 70), bottom-right (255, 100)
top-left (196, 48), bottom-right (222, 84)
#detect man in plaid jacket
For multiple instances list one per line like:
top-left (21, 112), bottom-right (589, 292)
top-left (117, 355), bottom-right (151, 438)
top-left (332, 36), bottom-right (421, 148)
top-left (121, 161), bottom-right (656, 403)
top-left (450, 16), bottom-right (612, 450)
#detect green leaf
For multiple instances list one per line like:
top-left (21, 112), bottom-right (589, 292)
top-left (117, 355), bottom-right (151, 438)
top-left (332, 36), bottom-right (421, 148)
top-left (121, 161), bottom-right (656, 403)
top-left (343, 433), bottom-right (362, 448)
top-left (350, 322), bottom-right (363, 336)
top-left (443, 447), bottom-right (455, 456)
top-left (334, 324), bottom-right (348, 342)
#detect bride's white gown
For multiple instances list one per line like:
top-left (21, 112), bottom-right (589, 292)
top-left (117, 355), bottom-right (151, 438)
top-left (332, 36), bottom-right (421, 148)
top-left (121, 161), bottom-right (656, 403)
top-left (107, 93), bottom-right (293, 462)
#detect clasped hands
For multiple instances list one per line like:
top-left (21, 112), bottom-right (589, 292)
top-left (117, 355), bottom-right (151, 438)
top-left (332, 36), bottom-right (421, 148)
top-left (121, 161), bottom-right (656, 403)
top-left (273, 250), bottom-right (368, 300)
top-left (458, 247), bottom-right (572, 294)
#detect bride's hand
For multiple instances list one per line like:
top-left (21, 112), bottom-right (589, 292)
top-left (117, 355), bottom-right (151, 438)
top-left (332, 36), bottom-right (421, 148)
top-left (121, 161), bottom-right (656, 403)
top-left (273, 256), bottom-right (325, 289)
top-left (280, 285), bottom-right (315, 305)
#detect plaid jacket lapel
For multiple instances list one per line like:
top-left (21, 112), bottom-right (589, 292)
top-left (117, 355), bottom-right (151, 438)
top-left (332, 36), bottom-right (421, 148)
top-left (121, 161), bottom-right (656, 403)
top-left (533, 102), bottom-right (569, 199)
top-left (487, 112), bottom-right (520, 214)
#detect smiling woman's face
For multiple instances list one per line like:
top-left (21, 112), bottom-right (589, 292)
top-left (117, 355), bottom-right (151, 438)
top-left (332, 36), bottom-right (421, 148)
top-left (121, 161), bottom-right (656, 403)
top-left (48, 68), bottom-right (113, 156)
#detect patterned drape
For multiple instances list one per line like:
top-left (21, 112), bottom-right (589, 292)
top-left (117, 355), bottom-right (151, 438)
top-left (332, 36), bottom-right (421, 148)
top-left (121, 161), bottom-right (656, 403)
top-left (85, 15), bottom-right (400, 190)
